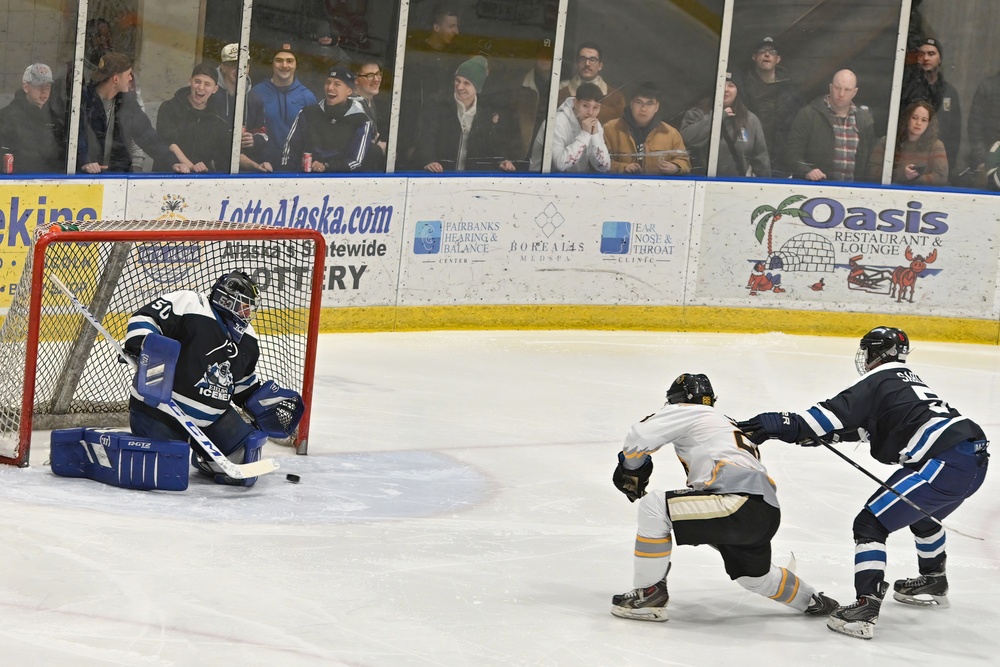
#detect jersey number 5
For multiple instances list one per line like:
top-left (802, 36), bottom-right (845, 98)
top-left (733, 430), bottom-right (761, 460)
top-left (912, 385), bottom-right (952, 414)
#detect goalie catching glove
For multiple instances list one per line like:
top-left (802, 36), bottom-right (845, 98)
top-left (613, 452), bottom-right (653, 502)
top-left (245, 380), bottom-right (305, 438)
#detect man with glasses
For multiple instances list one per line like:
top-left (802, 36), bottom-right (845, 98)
top-left (351, 57), bottom-right (388, 160)
top-left (784, 69), bottom-right (874, 183)
top-left (605, 83), bottom-right (690, 176)
top-left (557, 42), bottom-right (624, 126)
top-left (731, 37), bottom-right (803, 176)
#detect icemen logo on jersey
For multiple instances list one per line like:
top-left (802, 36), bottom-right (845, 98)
top-left (196, 361), bottom-right (234, 401)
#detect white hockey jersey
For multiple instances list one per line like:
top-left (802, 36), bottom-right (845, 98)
top-left (622, 403), bottom-right (779, 508)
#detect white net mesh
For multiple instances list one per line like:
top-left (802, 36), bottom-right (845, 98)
top-left (0, 220), bottom-right (322, 465)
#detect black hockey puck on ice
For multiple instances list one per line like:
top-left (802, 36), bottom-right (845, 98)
top-left (286, 474), bottom-right (301, 483)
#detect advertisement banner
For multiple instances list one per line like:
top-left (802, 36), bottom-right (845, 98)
top-left (690, 182), bottom-right (1000, 319)
top-left (400, 178), bottom-right (694, 305)
top-left (123, 177), bottom-right (408, 307)
top-left (0, 181), bottom-right (112, 310)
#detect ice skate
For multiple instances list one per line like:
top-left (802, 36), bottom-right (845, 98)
top-left (827, 582), bottom-right (887, 640)
top-left (893, 572), bottom-right (949, 608)
top-left (804, 591), bottom-right (839, 616)
top-left (611, 579), bottom-right (669, 622)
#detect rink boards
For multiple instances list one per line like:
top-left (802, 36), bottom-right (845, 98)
top-left (1, 176), bottom-right (997, 343)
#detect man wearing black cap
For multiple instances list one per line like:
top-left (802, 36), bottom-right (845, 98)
top-left (899, 37), bottom-right (961, 179)
top-left (250, 43), bottom-right (318, 165)
top-left (0, 63), bottom-right (66, 173)
top-left (731, 37), bottom-right (803, 175)
top-left (280, 67), bottom-right (378, 173)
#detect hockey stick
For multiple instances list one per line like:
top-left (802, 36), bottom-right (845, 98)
top-left (48, 274), bottom-right (279, 481)
top-left (815, 439), bottom-right (983, 541)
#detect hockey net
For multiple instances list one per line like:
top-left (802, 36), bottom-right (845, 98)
top-left (0, 220), bottom-right (325, 467)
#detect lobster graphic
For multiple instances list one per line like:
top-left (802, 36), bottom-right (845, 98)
top-left (890, 246), bottom-right (937, 303)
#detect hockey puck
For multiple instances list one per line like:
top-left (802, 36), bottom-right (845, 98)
top-left (285, 474), bottom-right (301, 483)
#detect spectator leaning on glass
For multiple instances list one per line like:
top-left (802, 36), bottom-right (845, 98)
top-left (539, 82), bottom-right (611, 174)
top-left (558, 42), bottom-right (625, 126)
top-left (154, 62), bottom-right (232, 173)
top-left (784, 69), bottom-right (874, 183)
top-left (77, 53), bottom-right (191, 174)
top-left (867, 101), bottom-right (947, 187)
top-left (605, 82), bottom-right (691, 176)
top-left (281, 67), bottom-right (378, 173)
top-left (0, 63), bottom-right (65, 174)
top-left (213, 43), bottom-right (272, 173)
top-left (250, 43), bottom-right (318, 165)
top-left (731, 37), bottom-right (802, 176)
top-left (899, 38), bottom-right (960, 178)
top-left (414, 56), bottom-right (516, 174)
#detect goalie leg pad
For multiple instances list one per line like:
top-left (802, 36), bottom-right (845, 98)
top-left (194, 409), bottom-right (267, 487)
top-left (136, 333), bottom-right (180, 407)
top-left (50, 428), bottom-right (189, 491)
top-left (245, 380), bottom-right (304, 438)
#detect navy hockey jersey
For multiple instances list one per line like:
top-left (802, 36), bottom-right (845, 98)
top-left (123, 290), bottom-right (261, 428)
top-left (798, 361), bottom-right (985, 465)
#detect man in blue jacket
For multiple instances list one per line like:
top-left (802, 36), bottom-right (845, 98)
top-left (249, 43), bottom-right (317, 166)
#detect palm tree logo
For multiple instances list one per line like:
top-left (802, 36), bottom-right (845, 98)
top-left (750, 194), bottom-right (806, 257)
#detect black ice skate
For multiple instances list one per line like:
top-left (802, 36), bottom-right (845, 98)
top-left (804, 592), bottom-right (839, 616)
top-left (610, 579), bottom-right (669, 622)
top-left (826, 582), bottom-right (888, 640)
top-left (893, 572), bottom-right (949, 608)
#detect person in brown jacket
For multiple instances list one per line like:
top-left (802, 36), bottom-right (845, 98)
top-left (557, 41), bottom-right (625, 126)
top-left (604, 83), bottom-right (691, 176)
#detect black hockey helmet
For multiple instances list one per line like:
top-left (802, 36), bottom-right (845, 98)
top-left (855, 326), bottom-right (909, 375)
top-left (666, 373), bottom-right (716, 406)
top-left (210, 271), bottom-right (260, 342)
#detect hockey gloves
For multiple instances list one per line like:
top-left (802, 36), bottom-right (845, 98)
top-left (246, 380), bottom-right (305, 438)
top-left (736, 411), bottom-right (800, 445)
top-left (613, 452), bottom-right (653, 502)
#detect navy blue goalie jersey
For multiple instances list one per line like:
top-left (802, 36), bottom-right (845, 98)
top-left (798, 361), bottom-right (985, 465)
top-left (123, 290), bottom-right (261, 427)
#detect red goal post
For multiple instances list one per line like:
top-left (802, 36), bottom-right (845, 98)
top-left (0, 220), bottom-right (326, 467)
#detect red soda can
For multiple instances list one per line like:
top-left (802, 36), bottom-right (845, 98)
top-left (302, 152), bottom-right (313, 172)
top-left (3, 153), bottom-right (12, 174)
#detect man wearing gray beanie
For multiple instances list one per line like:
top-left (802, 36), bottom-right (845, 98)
top-left (413, 55), bottom-right (517, 172)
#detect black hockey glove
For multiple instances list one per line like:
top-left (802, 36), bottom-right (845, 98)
top-left (736, 412), bottom-right (800, 445)
top-left (613, 452), bottom-right (653, 502)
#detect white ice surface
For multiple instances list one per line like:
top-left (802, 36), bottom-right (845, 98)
top-left (1, 330), bottom-right (998, 666)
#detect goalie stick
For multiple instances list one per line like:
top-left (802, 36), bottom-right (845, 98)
top-left (48, 274), bottom-right (280, 481)
top-left (813, 438), bottom-right (983, 541)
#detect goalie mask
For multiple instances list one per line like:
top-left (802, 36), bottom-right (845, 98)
top-left (666, 373), bottom-right (716, 406)
top-left (855, 326), bottom-right (909, 375)
top-left (210, 271), bottom-right (260, 342)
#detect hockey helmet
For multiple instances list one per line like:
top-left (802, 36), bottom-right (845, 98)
top-left (666, 373), bottom-right (716, 406)
top-left (210, 271), bottom-right (260, 342)
top-left (855, 326), bottom-right (909, 375)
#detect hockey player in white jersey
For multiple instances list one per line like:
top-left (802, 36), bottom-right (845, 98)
top-left (738, 326), bottom-right (990, 640)
top-left (610, 373), bottom-right (838, 622)
top-left (124, 271), bottom-right (304, 486)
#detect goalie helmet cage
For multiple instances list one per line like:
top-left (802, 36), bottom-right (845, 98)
top-left (0, 220), bottom-right (326, 467)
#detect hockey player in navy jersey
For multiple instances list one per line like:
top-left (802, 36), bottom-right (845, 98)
top-left (738, 326), bottom-right (989, 640)
top-left (123, 271), bottom-right (304, 486)
top-left (610, 373), bottom-right (838, 622)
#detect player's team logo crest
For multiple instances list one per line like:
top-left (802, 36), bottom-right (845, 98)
top-left (196, 361), bottom-right (233, 400)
